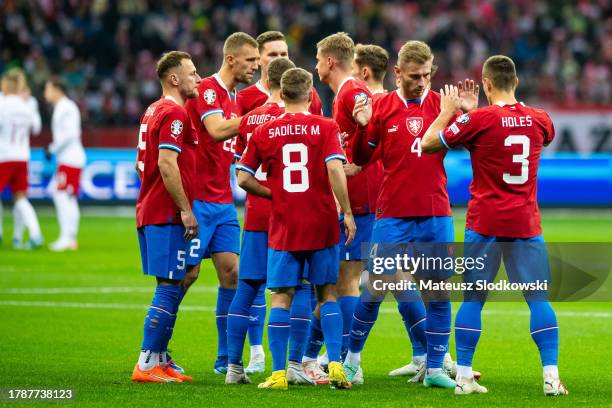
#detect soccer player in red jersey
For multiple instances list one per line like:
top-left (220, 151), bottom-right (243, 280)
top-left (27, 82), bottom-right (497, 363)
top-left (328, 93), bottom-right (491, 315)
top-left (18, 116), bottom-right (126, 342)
top-left (422, 55), bottom-right (568, 396)
top-left (237, 68), bottom-right (355, 390)
top-left (302, 33), bottom-right (373, 370)
top-left (226, 57), bottom-right (320, 385)
top-left (184, 32), bottom-right (259, 375)
top-left (346, 41), bottom-right (479, 389)
top-left (132, 51), bottom-right (199, 383)
top-left (353, 43), bottom-right (428, 379)
top-left (237, 31), bottom-right (323, 116)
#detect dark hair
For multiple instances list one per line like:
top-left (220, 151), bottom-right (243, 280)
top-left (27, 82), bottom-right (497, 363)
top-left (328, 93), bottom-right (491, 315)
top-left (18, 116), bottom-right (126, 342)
top-left (156, 51), bottom-right (192, 80)
top-left (482, 55), bottom-right (518, 92)
top-left (281, 68), bottom-right (312, 103)
top-left (46, 76), bottom-right (68, 94)
top-left (354, 44), bottom-right (389, 81)
top-left (256, 31), bottom-right (286, 52)
top-left (267, 58), bottom-right (296, 90)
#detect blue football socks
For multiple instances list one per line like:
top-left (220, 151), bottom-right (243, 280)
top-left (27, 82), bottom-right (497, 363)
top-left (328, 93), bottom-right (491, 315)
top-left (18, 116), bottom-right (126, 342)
top-left (398, 301), bottom-right (427, 358)
top-left (288, 283), bottom-right (312, 363)
top-left (215, 287), bottom-right (237, 367)
top-left (227, 279), bottom-right (262, 365)
top-left (338, 295), bottom-right (359, 359)
top-left (320, 301), bottom-right (343, 363)
top-left (425, 301), bottom-right (451, 369)
top-left (268, 307), bottom-right (291, 371)
top-left (348, 300), bottom-right (380, 353)
top-left (528, 301), bottom-right (559, 367)
top-left (247, 284), bottom-right (266, 348)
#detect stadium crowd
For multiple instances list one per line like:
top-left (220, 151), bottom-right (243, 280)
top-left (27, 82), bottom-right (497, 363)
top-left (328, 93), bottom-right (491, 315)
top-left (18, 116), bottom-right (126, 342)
top-left (1, 0), bottom-right (610, 125)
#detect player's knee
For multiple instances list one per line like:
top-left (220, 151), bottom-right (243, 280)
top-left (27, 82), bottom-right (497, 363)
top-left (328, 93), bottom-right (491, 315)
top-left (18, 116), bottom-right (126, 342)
top-left (218, 265), bottom-right (238, 288)
top-left (182, 265), bottom-right (200, 288)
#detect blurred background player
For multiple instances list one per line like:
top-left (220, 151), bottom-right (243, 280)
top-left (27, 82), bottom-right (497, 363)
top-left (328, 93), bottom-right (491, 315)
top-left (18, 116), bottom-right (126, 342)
top-left (238, 31), bottom-right (324, 116)
top-left (184, 32), bottom-right (259, 375)
top-left (44, 78), bottom-right (86, 251)
top-left (422, 55), bottom-right (568, 396)
top-left (0, 68), bottom-right (43, 249)
top-left (303, 33), bottom-right (372, 378)
top-left (346, 40), bottom-right (478, 389)
top-left (227, 57), bottom-right (320, 385)
top-left (237, 67), bottom-right (355, 390)
top-left (132, 51), bottom-right (200, 383)
top-left (352, 43), bottom-right (428, 378)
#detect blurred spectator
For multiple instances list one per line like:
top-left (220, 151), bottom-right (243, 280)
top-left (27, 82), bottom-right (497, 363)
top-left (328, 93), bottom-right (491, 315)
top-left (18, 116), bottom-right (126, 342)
top-left (1, 0), bottom-right (610, 125)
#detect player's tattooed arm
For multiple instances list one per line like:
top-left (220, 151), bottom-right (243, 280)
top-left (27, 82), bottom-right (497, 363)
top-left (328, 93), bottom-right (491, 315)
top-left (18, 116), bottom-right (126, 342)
top-left (458, 79), bottom-right (480, 112)
top-left (327, 159), bottom-right (356, 246)
top-left (422, 84), bottom-right (462, 153)
top-left (202, 114), bottom-right (242, 142)
top-left (237, 169), bottom-right (271, 199)
top-left (158, 148), bottom-right (198, 240)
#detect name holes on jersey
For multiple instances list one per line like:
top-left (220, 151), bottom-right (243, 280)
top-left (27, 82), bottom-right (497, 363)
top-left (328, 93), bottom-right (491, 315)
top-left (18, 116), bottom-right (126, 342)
top-left (282, 143), bottom-right (309, 193)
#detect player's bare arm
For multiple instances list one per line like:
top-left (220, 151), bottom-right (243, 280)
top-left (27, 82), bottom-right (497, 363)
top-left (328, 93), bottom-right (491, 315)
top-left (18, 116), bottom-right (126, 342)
top-left (326, 159), bottom-right (356, 246)
top-left (352, 96), bottom-right (372, 127)
top-left (421, 84), bottom-right (462, 153)
top-left (202, 113), bottom-right (242, 142)
top-left (157, 148), bottom-right (198, 240)
top-left (458, 78), bottom-right (480, 112)
top-left (236, 169), bottom-right (272, 199)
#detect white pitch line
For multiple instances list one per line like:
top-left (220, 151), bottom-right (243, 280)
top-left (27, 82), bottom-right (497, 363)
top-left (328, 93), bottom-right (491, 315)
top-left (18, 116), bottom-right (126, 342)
top-left (0, 286), bottom-right (218, 295)
top-left (0, 300), bottom-right (609, 318)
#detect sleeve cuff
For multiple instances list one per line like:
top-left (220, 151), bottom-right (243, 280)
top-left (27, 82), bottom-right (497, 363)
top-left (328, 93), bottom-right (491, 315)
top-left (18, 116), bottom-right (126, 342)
top-left (234, 153), bottom-right (242, 160)
top-left (438, 131), bottom-right (451, 150)
top-left (200, 109), bottom-right (223, 121)
top-left (235, 164), bottom-right (256, 175)
top-left (159, 143), bottom-right (181, 153)
top-left (325, 154), bottom-right (347, 163)
top-left (368, 141), bottom-right (378, 148)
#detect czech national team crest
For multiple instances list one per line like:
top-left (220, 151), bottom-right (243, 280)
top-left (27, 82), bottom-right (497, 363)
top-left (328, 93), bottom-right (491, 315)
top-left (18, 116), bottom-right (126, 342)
top-left (170, 119), bottom-right (183, 135)
top-left (203, 89), bottom-right (216, 104)
top-left (406, 117), bottom-right (423, 136)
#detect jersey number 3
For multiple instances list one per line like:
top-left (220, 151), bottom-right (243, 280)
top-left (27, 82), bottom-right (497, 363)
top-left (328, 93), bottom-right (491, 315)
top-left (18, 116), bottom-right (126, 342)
top-left (282, 143), bottom-right (309, 192)
top-left (503, 135), bottom-right (529, 185)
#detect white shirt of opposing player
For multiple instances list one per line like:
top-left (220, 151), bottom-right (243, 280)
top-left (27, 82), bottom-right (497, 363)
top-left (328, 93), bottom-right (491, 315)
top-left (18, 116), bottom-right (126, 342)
top-left (0, 94), bottom-right (37, 162)
top-left (50, 96), bottom-right (86, 168)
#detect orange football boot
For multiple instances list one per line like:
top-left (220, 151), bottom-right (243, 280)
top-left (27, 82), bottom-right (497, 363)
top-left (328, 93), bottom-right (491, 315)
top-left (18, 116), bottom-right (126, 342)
top-left (132, 364), bottom-right (180, 383)
top-left (163, 365), bottom-right (193, 382)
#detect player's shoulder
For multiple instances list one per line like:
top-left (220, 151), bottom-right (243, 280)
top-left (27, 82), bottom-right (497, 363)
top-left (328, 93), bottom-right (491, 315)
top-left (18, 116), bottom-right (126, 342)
top-left (521, 103), bottom-right (552, 121)
top-left (238, 83), bottom-right (261, 97)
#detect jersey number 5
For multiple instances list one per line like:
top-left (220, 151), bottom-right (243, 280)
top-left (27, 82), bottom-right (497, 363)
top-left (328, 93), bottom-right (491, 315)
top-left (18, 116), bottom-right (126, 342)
top-left (503, 135), bottom-right (529, 185)
top-left (282, 143), bottom-right (309, 192)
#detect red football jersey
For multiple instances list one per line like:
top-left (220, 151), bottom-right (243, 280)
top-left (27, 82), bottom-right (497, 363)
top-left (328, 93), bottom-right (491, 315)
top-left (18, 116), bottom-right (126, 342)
top-left (332, 77), bottom-right (376, 214)
top-left (366, 89), bottom-right (452, 218)
top-left (440, 102), bottom-right (555, 238)
top-left (235, 102), bottom-right (285, 231)
top-left (238, 80), bottom-right (324, 116)
top-left (185, 74), bottom-right (240, 203)
top-left (365, 90), bottom-right (386, 214)
top-left (136, 96), bottom-right (197, 228)
top-left (238, 112), bottom-right (346, 251)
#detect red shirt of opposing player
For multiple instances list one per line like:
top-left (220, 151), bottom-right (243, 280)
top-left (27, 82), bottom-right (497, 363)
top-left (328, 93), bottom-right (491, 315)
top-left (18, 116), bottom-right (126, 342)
top-left (238, 82), bottom-right (324, 116)
top-left (136, 96), bottom-right (197, 228)
top-left (440, 103), bottom-right (555, 238)
top-left (238, 113), bottom-right (346, 251)
top-left (366, 89), bottom-right (452, 218)
top-left (235, 102), bottom-right (285, 231)
top-left (185, 74), bottom-right (240, 204)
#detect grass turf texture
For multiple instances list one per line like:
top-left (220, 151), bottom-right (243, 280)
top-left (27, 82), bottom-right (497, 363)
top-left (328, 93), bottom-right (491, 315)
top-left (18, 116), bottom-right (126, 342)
top-left (1, 208), bottom-right (611, 407)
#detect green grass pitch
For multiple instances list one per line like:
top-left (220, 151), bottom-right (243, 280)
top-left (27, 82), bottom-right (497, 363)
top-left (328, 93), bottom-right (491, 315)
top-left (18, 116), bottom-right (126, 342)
top-left (1, 208), bottom-right (611, 407)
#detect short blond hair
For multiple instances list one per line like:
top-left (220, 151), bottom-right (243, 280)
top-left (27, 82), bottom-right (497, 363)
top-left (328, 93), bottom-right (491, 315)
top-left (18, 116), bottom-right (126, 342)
top-left (316, 32), bottom-right (355, 68)
top-left (223, 32), bottom-right (258, 56)
top-left (398, 40), bottom-right (433, 66)
top-left (281, 68), bottom-right (312, 103)
top-left (1, 67), bottom-right (25, 93)
top-left (483, 55), bottom-right (518, 92)
top-left (354, 44), bottom-right (389, 81)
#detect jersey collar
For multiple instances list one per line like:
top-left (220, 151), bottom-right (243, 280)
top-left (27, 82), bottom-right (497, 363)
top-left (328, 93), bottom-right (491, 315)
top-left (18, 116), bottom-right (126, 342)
top-left (163, 95), bottom-right (178, 104)
top-left (395, 88), bottom-right (428, 107)
top-left (256, 80), bottom-right (271, 97)
top-left (213, 73), bottom-right (236, 101)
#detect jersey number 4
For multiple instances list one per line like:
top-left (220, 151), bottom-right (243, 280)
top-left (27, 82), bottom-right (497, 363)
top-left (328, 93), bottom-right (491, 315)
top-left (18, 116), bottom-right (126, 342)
top-left (282, 143), bottom-right (309, 192)
top-left (503, 135), bottom-right (530, 185)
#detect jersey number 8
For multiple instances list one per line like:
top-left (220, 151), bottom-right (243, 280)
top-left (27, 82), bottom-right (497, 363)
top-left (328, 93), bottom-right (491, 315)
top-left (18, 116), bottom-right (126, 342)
top-left (282, 143), bottom-right (309, 192)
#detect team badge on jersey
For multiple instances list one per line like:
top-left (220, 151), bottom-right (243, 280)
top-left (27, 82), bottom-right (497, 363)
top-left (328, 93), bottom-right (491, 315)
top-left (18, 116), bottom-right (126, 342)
top-left (354, 92), bottom-right (369, 104)
top-left (406, 117), bottom-right (423, 136)
top-left (203, 89), bottom-right (216, 104)
top-left (170, 120), bottom-right (183, 135)
top-left (457, 113), bottom-right (470, 124)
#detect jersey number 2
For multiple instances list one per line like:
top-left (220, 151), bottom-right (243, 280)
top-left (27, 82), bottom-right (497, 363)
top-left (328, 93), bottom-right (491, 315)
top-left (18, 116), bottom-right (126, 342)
top-left (503, 135), bottom-right (529, 185)
top-left (282, 143), bottom-right (309, 192)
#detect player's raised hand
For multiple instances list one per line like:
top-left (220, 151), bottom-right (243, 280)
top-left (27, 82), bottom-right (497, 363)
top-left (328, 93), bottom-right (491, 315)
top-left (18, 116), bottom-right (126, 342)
top-left (458, 79), bottom-right (479, 112)
top-left (343, 162), bottom-right (362, 177)
top-left (352, 96), bottom-right (372, 127)
top-left (440, 84), bottom-right (461, 114)
top-left (343, 212), bottom-right (357, 246)
top-left (181, 209), bottom-right (199, 241)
